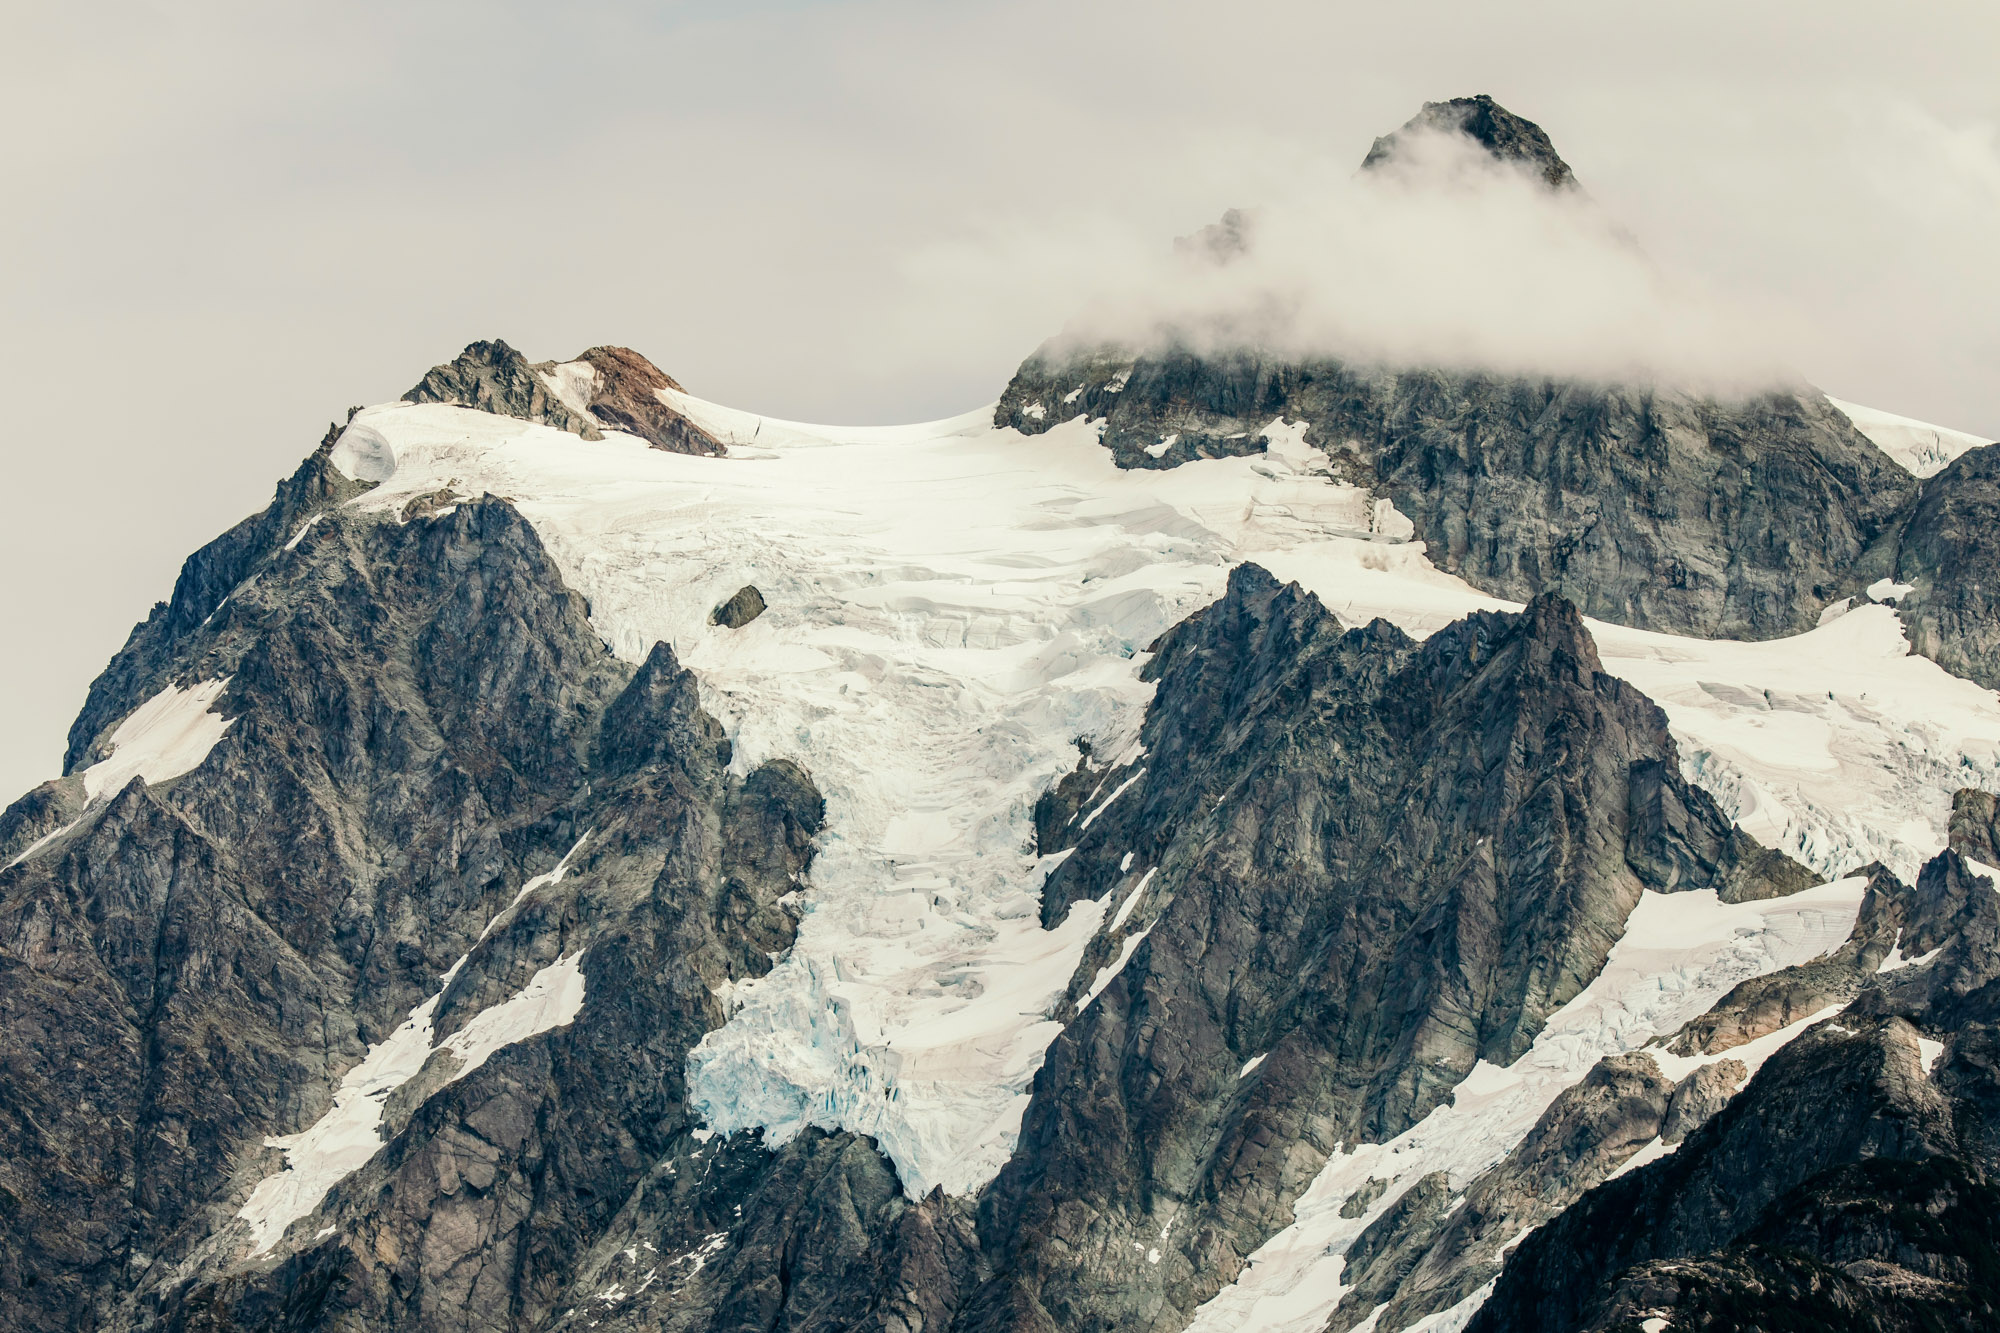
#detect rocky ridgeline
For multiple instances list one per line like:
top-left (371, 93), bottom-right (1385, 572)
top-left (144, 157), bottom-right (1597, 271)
top-left (1474, 799), bottom-right (2000, 1333)
top-left (405, 340), bottom-right (726, 457)
top-left (993, 100), bottom-right (2000, 690)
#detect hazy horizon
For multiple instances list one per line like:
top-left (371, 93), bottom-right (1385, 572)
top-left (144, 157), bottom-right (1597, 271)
top-left (4, 0), bottom-right (1998, 800)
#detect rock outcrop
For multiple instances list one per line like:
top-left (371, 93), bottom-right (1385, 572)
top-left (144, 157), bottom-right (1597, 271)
top-left (1895, 440), bottom-right (2000, 689)
top-left (404, 340), bottom-right (725, 456)
top-left (1361, 93), bottom-right (1579, 190)
top-left (0, 482), bottom-right (932, 1332)
top-left (966, 565), bottom-right (1807, 1332)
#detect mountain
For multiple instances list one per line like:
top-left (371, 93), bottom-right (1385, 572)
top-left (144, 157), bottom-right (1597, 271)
top-left (3, 98), bottom-right (1999, 1333)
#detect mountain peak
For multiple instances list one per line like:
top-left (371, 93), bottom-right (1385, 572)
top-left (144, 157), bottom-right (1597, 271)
top-left (1361, 93), bottom-right (1578, 190)
top-left (402, 338), bottom-right (723, 455)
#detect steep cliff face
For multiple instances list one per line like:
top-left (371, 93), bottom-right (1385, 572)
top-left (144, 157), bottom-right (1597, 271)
top-left (964, 566), bottom-right (1805, 1333)
top-left (0, 485), bottom-right (891, 1332)
top-left (1896, 441), bottom-right (2000, 690)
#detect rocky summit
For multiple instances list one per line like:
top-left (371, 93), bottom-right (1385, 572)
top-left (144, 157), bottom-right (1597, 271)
top-left (3, 98), bottom-right (1999, 1333)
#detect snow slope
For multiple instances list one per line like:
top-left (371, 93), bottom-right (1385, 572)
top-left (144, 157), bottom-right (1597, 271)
top-left (6, 678), bottom-right (236, 871)
top-left (1182, 878), bottom-right (1869, 1333)
top-left (1828, 395), bottom-right (1991, 478)
top-left (326, 393), bottom-right (2000, 1203)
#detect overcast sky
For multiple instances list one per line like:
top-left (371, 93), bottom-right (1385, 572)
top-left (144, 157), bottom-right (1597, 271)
top-left (4, 0), bottom-right (1998, 800)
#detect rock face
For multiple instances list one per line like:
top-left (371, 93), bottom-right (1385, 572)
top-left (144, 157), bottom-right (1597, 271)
top-left (965, 565), bottom-right (1805, 1332)
top-left (0, 467), bottom-right (962, 1331)
top-left (1000, 353), bottom-right (1914, 640)
top-left (60, 422), bottom-right (377, 775)
top-left (1896, 441), bottom-right (2000, 689)
top-left (404, 340), bottom-right (725, 456)
top-left (404, 339), bottom-right (605, 439)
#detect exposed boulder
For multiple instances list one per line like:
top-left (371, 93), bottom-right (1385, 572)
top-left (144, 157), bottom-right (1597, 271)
top-left (709, 584), bottom-right (766, 629)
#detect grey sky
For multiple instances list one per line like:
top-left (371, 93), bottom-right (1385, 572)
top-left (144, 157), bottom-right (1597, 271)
top-left (4, 0), bottom-right (1998, 801)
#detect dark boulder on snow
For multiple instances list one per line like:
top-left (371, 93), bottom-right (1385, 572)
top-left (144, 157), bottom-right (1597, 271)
top-left (710, 583), bottom-right (767, 629)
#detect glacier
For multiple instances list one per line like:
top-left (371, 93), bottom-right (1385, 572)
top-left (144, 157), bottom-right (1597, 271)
top-left (320, 384), bottom-right (2000, 1205)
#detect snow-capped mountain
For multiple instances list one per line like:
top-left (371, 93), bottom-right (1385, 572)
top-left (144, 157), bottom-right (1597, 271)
top-left (4, 95), bottom-right (1999, 1333)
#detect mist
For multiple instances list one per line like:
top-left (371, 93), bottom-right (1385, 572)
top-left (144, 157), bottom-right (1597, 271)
top-left (1013, 129), bottom-right (1811, 391)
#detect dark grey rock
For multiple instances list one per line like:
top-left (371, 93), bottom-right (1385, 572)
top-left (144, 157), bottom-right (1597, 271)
top-left (1660, 1060), bottom-right (1747, 1146)
top-left (998, 352), bottom-right (1915, 641)
top-left (708, 585), bottom-right (766, 630)
top-left (1326, 1172), bottom-right (1456, 1332)
top-left (963, 564), bottom-right (1805, 1333)
top-left (1895, 443), bottom-right (2000, 690)
top-left (0, 480), bottom-right (971, 1333)
top-left (1948, 787), bottom-right (2000, 863)
top-left (992, 97), bottom-right (1920, 645)
top-left (1468, 1016), bottom-right (1980, 1333)
top-left (403, 339), bottom-right (604, 440)
top-left (1466, 809), bottom-right (2000, 1333)
top-left (61, 424), bottom-right (377, 774)
top-left (1360, 94), bottom-right (1579, 191)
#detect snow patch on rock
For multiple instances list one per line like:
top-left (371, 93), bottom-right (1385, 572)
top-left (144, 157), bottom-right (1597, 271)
top-left (1828, 396), bottom-right (1990, 479)
top-left (236, 834), bottom-right (595, 1255)
top-left (82, 677), bottom-right (234, 801)
top-left (1184, 878), bottom-right (1866, 1333)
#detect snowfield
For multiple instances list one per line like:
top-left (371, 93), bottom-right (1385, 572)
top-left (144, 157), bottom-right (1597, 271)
top-left (1829, 395), bottom-right (1991, 479)
top-left (325, 389), bottom-right (2000, 1220)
